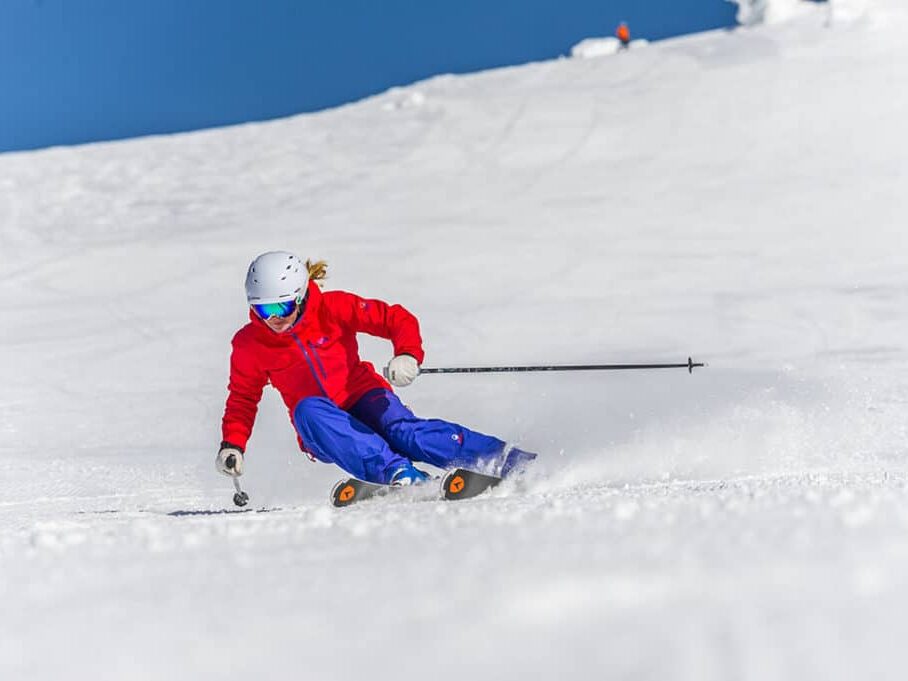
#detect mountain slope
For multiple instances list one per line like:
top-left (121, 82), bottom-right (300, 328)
top-left (2, 4), bottom-right (908, 679)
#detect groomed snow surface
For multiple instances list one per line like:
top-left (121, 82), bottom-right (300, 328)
top-left (3, 1), bottom-right (908, 679)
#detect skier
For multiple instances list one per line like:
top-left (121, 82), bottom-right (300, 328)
top-left (217, 251), bottom-right (536, 488)
top-left (616, 22), bottom-right (631, 50)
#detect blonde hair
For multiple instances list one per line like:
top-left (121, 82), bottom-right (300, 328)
top-left (306, 259), bottom-right (328, 283)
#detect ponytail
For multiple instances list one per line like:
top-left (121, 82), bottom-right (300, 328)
top-left (306, 259), bottom-right (328, 283)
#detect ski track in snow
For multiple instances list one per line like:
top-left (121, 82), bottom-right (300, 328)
top-left (4, 2), bottom-right (908, 679)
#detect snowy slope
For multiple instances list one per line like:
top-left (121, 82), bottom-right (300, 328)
top-left (3, 2), bottom-right (908, 679)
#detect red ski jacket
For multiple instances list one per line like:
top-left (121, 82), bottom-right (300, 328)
top-left (221, 280), bottom-right (425, 451)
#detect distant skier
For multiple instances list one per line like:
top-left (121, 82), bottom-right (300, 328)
top-left (217, 251), bottom-right (536, 487)
top-left (616, 22), bottom-right (631, 50)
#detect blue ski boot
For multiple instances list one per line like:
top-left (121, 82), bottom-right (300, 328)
top-left (389, 462), bottom-right (430, 487)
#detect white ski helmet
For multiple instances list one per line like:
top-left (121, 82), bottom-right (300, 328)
top-left (245, 251), bottom-right (310, 305)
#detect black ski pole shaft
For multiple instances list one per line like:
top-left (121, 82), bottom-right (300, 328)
top-left (420, 357), bottom-right (706, 375)
top-left (225, 453), bottom-right (249, 507)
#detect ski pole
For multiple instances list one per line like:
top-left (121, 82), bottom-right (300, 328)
top-left (232, 477), bottom-right (249, 508)
top-left (225, 453), bottom-right (249, 507)
top-left (419, 357), bottom-right (706, 375)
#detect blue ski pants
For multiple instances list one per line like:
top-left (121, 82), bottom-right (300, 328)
top-left (292, 389), bottom-right (505, 484)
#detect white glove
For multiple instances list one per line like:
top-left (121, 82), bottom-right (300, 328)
top-left (385, 354), bottom-right (420, 387)
top-left (216, 446), bottom-right (244, 477)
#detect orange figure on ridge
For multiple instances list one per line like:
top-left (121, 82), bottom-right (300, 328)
top-left (616, 22), bottom-right (631, 49)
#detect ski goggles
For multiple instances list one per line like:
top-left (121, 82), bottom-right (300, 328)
top-left (251, 299), bottom-right (298, 320)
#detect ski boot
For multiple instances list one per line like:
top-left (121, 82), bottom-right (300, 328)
top-left (389, 462), bottom-right (430, 486)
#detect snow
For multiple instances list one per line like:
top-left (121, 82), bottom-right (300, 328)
top-left (571, 37), bottom-right (623, 58)
top-left (729, 0), bottom-right (823, 25)
top-left (729, 0), bottom-right (876, 26)
top-left (3, 2), bottom-right (908, 678)
top-left (570, 37), bottom-right (650, 58)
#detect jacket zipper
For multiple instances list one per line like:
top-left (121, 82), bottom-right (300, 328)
top-left (291, 333), bottom-right (328, 396)
top-left (307, 341), bottom-right (328, 379)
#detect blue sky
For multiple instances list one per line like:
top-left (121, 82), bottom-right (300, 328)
top-left (0, 1), bottom-right (737, 153)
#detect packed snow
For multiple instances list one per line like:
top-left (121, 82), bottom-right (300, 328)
top-left (3, 1), bottom-right (908, 679)
top-left (571, 36), bottom-right (625, 58)
top-left (570, 37), bottom-right (650, 59)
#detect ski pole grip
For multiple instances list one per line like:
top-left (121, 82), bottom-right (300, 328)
top-left (225, 454), bottom-right (237, 470)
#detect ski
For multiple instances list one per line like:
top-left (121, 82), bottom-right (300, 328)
top-left (331, 469), bottom-right (505, 507)
top-left (442, 468), bottom-right (502, 501)
top-left (330, 478), bottom-right (391, 507)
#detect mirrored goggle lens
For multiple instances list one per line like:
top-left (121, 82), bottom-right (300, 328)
top-left (252, 300), bottom-right (297, 319)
